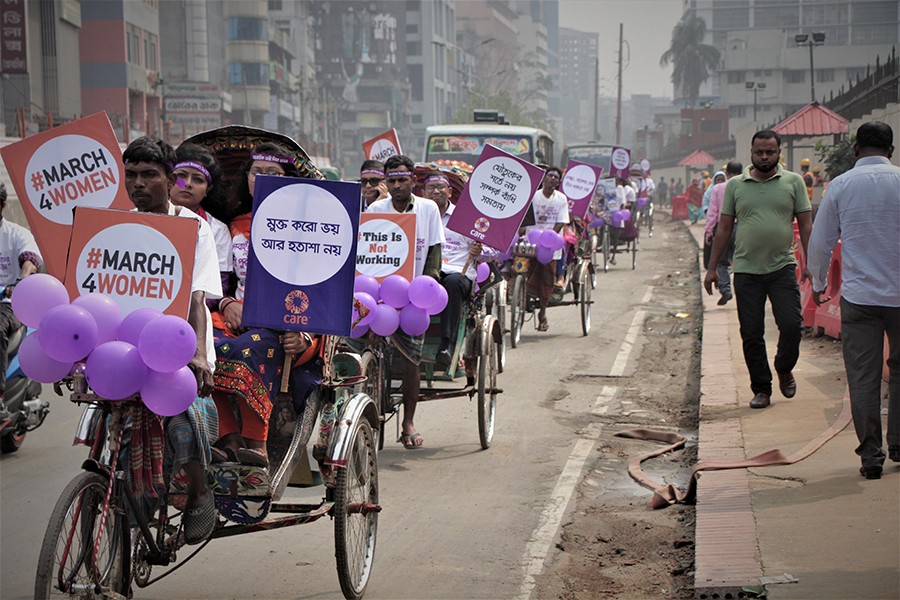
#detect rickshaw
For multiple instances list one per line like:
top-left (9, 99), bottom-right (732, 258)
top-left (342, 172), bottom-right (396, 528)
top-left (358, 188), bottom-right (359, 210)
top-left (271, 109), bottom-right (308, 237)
top-left (34, 127), bottom-right (381, 600)
top-left (352, 163), bottom-right (505, 451)
top-left (508, 219), bottom-right (594, 344)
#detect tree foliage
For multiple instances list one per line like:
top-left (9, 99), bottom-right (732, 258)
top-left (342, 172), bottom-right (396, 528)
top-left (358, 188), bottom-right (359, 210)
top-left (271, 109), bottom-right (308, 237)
top-left (660, 16), bottom-right (721, 108)
top-left (815, 137), bottom-right (856, 180)
top-left (451, 87), bottom-right (551, 131)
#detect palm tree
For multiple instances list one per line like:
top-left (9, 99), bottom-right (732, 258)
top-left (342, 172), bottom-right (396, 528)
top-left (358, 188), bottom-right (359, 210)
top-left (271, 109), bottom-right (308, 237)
top-left (660, 16), bottom-right (720, 108)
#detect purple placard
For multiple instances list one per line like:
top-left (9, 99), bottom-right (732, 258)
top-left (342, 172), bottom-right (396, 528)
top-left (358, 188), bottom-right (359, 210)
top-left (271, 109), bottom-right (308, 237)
top-left (561, 159), bottom-right (604, 220)
top-left (607, 146), bottom-right (632, 180)
top-left (446, 144), bottom-right (544, 251)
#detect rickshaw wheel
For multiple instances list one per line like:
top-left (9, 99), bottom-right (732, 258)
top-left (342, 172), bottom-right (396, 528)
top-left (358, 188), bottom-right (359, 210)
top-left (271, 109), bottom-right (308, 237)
top-left (579, 263), bottom-right (592, 336)
top-left (359, 351), bottom-right (385, 451)
top-left (510, 274), bottom-right (526, 348)
top-left (477, 326), bottom-right (498, 450)
top-left (334, 419), bottom-right (378, 600)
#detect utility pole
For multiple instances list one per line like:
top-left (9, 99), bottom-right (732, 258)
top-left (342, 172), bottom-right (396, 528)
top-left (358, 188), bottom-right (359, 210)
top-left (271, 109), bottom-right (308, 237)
top-left (593, 55), bottom-right (599, 141)
top-left (615, 23), bottom-right (623, 145)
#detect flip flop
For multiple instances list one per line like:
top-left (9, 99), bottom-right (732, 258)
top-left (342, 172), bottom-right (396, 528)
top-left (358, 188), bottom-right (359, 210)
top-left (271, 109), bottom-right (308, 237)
top-left (210, 447), bottom-right (238, 464)
top-left (538, 318), bottom-right (549, 332)
top-left (399, 432), bottom-right (424, 450)
top-left (237, 447), bottom-right (269, 468)
top-left (183, 492), bottom-right (216, 545)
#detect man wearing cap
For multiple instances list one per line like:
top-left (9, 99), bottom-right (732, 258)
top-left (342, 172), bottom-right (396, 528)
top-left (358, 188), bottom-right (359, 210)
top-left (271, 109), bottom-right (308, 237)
top-left (366, 154), bottom-right (444, 448)
top-left (359, 159), bottom-right (388, 211)
top-left (800, 158), bottom-right (814, 201)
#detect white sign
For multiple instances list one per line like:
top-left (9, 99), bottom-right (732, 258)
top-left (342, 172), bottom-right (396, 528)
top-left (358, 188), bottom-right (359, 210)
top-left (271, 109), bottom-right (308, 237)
top-left (356, 218), bottom-right (411, 278)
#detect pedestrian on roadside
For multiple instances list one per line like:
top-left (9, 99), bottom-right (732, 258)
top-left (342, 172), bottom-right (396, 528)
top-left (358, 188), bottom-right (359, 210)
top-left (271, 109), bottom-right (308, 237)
top-left (704, 130), bottom-right (812, 409)
top-left (657, 176), bottom-right (668, 207)
top-left (807, 121), bottom-right (900, 480)
top-left (703, 161), bottom-right (742, 305)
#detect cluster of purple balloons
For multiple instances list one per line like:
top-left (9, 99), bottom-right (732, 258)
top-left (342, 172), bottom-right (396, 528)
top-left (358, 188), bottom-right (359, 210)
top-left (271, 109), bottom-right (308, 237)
top-left (610, 209), bottom-right (632, 228)
top-left (636, 197), bottom-right (648, 210)
top-left (526, 228), bottom-right (565, 264)
top-left (11, 274), bottom-right (200, 417)
top-left (351, 274), bottom-right (449, 338)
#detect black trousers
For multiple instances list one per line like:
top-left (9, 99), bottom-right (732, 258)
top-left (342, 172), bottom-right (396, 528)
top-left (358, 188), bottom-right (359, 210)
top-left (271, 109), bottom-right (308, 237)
top-left (841, 298), bottom-right (900, 468)
top-left (0, 303), bottom-right (21, 396)
top-left (733, 265), bottom-right (802, 396)
top-left (439, 272), bottom-right (471, 349)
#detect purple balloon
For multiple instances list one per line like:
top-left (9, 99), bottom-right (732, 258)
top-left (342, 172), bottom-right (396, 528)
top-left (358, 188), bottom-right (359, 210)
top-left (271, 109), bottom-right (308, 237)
top-left (138, 315), bottom-right (197, 373)
top-left (636, 197), bottom-right (648, 209)
top-left (354, 274), bottom-right (380, 301)
top-left (476, 262), bottom-right (490, 283)
top-left (408, 275), bottom-right (440, 310)
top-left (117, 308), bottom-right (163, 346)
top-left (350, 323), bottom-right (370, 338)
top-left (380, 275), bottom-right (410, 309)
top-left (369, 304), bottom-right (400, 336)
top-left (536, 245), bottom-right (554, 264)
top-left (353, 292), bottom-right (378, 327)
top-left (426, 284), bottom-right (449, 315)
top-left (18, 333), bottom-right (73, 383)
top-left (399, 304), bottom-right (430, 336)
top-left (590, 217), bottom-right (606, 229)
top-left (11, 273), bottom-right (70, 328)
top-left (72, 294), bottom-right (123, 344)
top-left (611, 210), bottom-right (624, 228)
top-left (140, 366), bottom-right (197, 417)
top-left (38, 304), bottom-right (99, 363)
top-left (85, 341), bottom-right (148, 400)
top-left (540, 229), bottom-right (564, 251)
top-left (621, 209), bottom-right (632, 221)
top-left (527, 228), bottom-right (542, 244)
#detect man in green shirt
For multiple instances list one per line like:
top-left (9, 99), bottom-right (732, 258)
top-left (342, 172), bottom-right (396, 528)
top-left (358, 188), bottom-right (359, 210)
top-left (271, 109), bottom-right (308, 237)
top-left (704, 130), bottom-right (813, 409)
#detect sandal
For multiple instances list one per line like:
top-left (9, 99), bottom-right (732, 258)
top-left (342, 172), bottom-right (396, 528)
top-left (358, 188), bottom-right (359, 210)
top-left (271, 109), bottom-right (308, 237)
top-left (183, 492), bottom-right (216, 545)
top-left (399, 432), bottom-right (424, 450)
top-left (237, 447), bottom-right (269, 468)
top-left (210, 447), bottom-right (238, 464)
top-left (538, 318), bottom-right (549, 332)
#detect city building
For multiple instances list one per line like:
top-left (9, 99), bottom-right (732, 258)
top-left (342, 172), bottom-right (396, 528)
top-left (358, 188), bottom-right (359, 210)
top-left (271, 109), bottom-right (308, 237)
top-left (0, 0), bottom-right (82, 137)
top-left (558, 27), bottom-right (598, 147)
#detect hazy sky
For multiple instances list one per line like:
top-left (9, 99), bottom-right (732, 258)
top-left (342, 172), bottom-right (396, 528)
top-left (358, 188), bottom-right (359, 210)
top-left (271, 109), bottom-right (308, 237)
top-left (558, 0), bottom-right (684, 99)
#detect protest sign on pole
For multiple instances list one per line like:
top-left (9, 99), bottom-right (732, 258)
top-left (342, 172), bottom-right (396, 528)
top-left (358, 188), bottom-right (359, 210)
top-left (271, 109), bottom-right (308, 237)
top-left (0, 113), bottom-right (133, 278)
top-left (356, 213), bottom-right (416, 282)
top-left (362, 129), bottom-right (402, 162)
top-left (242, 176), bottom-right (361, 336)
top-left (561, 159), bottom-right (604, 220)
top-left (64, 207), bottom-right (198, 318)
top-left (607, 146), bottom-right (632, 180)
top-left (446, 144), bottom-right (544, 252)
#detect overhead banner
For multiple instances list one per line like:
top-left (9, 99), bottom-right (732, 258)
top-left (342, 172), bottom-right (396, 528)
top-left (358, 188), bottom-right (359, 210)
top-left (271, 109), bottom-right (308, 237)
top-left (362, 129), bottom-right (402, 162)
top-left (242, 176), bottom-right (361, 336)
top-left (356, 213), bottom-right (416, 282)
top-left (607, 146), bottom-right (632, 180)
top-left (64, 207), bottom-right (198, 318)
top-left (562, 159), bottom-right (604, 220)
top-left (0, 112), bottom-right (132, 278)
top-left (446, 144), bottom-right (544, 252)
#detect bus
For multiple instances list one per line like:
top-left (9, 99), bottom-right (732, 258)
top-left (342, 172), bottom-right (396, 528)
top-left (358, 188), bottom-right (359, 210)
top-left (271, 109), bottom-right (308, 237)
top-left (424, 123), bottom-right (554, 168)
top-left (560, 143), bottom-right (614, 172)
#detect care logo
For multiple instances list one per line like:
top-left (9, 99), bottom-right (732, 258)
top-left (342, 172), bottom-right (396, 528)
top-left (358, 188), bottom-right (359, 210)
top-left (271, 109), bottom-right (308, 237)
top-left (474, 217), bottom-right (490, 233)
top-left (285, 289), bottom-right (310, 314)
top-left (75, 223), bottom-right (183, 314)
top-left (25, 134), bottom-right (120, 225)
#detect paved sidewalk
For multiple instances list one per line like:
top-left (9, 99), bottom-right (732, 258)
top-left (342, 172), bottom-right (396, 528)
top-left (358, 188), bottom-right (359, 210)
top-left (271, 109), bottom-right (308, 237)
top-left (689, 223), bottom-right (899, 600)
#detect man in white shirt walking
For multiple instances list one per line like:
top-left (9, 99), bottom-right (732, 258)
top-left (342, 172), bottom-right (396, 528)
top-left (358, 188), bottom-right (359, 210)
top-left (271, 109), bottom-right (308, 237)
top-left (807, 121), bottom-right (900, 480)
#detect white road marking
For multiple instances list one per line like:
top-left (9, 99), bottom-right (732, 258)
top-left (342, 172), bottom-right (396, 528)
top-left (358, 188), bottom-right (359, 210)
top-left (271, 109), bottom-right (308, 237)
top-left (609, 287), bottom-right (652, 377)
top-left (516, 381), bottom-right (623, 599)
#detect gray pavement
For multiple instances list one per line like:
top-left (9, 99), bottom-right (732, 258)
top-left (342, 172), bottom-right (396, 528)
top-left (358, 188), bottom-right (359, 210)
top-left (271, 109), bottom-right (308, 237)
top-left (690, 222), bottom-right (899, 600)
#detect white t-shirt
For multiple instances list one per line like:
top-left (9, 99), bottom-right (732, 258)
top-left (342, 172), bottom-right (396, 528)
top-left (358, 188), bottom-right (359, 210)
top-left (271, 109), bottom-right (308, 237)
top-left (612, 185), bottom-right (635, 228)
top-left (526, 189), bottom-right (569, 260)
top-left (440, 204), bottom-right (477, 280)
top-left (366, 194), bottom-right (445, 277)
top-left (0, 219), bottom-right (41, 301)
top-left (173, 205), bottom-right (223, 371)
top-left (205, 213), bottom-right (233, 273)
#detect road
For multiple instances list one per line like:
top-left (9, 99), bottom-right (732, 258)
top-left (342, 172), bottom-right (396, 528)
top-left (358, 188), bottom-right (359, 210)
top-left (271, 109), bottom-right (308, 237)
top-left (0, 218), bottom-right (684, 599)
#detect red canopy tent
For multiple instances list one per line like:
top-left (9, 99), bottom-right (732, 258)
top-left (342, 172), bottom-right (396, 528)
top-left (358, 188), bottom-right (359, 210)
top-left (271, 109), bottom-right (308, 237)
top-left (677, 149), bottom-right (717, 187)
top-left (773, 102), bottom-right (849, 170)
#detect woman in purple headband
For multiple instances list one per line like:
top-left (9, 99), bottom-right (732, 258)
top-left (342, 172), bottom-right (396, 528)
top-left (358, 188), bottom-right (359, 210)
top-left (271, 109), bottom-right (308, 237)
top-left (209, 143), bottom-right (320, 470)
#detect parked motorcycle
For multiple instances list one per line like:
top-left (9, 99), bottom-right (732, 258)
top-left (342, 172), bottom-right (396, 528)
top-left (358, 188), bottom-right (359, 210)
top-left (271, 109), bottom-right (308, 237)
top-left (0, 326), bottom-right (49, 453)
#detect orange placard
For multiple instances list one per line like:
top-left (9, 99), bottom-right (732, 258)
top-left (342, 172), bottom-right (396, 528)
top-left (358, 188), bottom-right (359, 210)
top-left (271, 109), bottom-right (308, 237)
top-left (64, 207), bottom-right (198, 318)
top-left (0, 113), bottom-right (132, 279)
top-left (362, 129), bottom-right (402, 162)
top-left (356, 213), bottom-right (415, 282)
